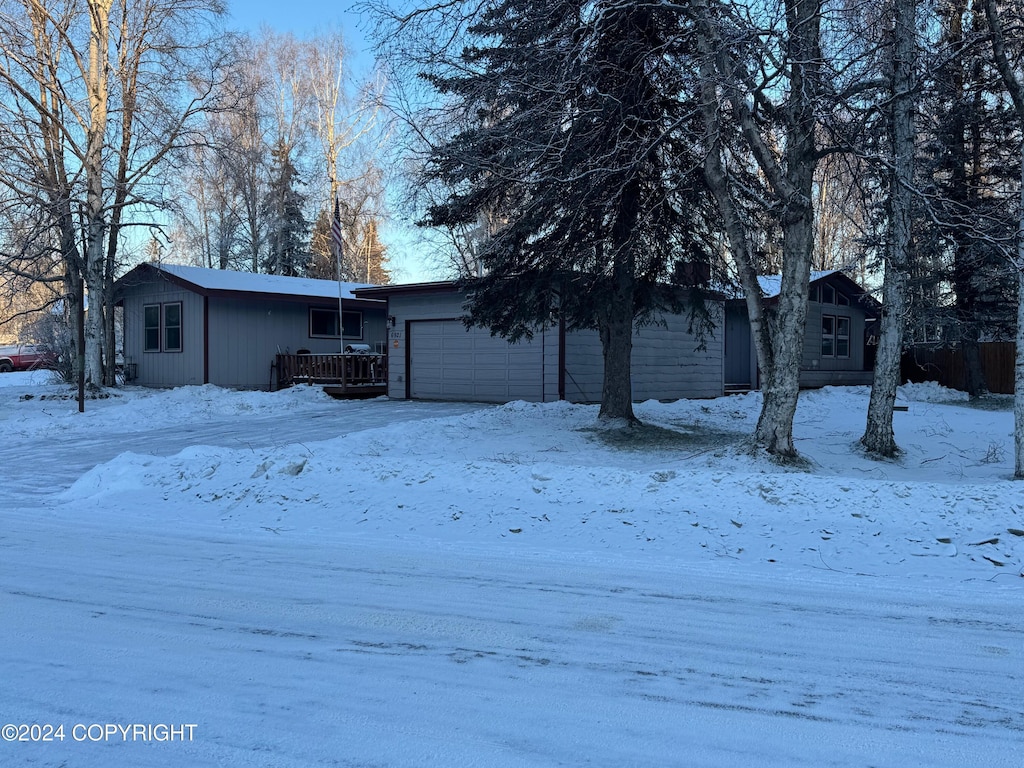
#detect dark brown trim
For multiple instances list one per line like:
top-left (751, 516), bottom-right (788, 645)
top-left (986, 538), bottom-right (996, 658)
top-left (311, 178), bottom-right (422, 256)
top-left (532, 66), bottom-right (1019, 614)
top-left (404, 319), bottom-right (412, 400)
top-left (203, 296), bottom-right (209, 384)
top-left (354, 281), bottom-right (460, 299)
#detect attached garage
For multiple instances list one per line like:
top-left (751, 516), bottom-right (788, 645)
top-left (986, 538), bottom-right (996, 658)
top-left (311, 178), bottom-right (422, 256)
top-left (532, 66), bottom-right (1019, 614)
top-left (354, 281), bottom-right (723, 404)
top-left (408, 319), bottom-right (545, 402)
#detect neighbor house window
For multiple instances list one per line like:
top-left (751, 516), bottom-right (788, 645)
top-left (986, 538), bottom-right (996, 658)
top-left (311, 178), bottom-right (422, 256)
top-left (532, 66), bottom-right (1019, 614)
top-left (144, 302), bottom-right (183, 353)
top-left (144, 304), bottom-right (160, 352)
top-left (822, 315), bottom-right (850, 358)
top-left (835, 316), bottom-right (850, 358)
top-left (309, 307), bottom-right (363, 339)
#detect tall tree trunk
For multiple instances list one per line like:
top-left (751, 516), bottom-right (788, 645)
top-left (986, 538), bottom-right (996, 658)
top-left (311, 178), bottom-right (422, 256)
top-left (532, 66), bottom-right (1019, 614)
top-left (961, 337), bottom-right (988, 398)
top-left (754, 215), bottom-right (813, 457)
top-left (598, 210), bottom-right (638, 423)
top-left (750, 0), bottom-right (821, 457)
top-left (83, 0), bottom-right (113, 387)
top-left (862, 0), bottom-right (915, 457)
top-left (697, 66), bottom-right (775, 392)
top-left (696, 0), bottom-right (822, 457)
top-left (598, 297), bottom-right (635, 423)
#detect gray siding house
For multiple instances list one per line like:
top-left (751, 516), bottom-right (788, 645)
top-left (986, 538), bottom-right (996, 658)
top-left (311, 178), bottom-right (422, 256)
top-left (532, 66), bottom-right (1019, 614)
top-left (725, 270), bottom-right (880, 391)
top-left (115, 263), bottom-right (386, 390)
top-left (353, 282), bottom-right (725, 403)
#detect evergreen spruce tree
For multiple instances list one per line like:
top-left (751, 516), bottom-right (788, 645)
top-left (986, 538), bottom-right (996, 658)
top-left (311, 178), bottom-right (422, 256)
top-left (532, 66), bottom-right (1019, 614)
top-left (421, 0), bottom-right (717, 422)
top-left (263, 140), bottom-right (310, 277)
top-left (918, 0), bottom-right (1017, 396)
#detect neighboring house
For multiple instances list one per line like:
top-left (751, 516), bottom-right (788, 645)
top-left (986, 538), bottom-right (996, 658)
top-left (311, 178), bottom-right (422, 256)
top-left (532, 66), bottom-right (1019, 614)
top-left (724, 270), bottom-right (880, 391)
top-left (114, 263), bottom-right (386, 390)
top-left (353, 281), bottom-right (725, 403)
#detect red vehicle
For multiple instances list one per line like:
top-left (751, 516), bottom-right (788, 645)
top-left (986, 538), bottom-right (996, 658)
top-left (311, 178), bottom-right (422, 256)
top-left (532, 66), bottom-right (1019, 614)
top-left (0, 344), bottom-right (57, 373)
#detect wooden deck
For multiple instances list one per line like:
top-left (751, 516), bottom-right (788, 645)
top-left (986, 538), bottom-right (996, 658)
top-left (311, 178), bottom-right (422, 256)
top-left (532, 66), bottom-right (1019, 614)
top-left (275, 353), bottom-right (388, 398)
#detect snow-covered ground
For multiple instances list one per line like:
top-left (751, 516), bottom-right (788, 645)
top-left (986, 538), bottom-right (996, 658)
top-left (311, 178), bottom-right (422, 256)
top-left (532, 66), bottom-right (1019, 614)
top-left (1, 371), bottom-right (1021, 766)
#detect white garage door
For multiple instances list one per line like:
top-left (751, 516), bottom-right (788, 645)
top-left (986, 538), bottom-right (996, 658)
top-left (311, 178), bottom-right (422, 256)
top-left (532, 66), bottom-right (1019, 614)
top-left (409, 320), bottom-right (544, 402)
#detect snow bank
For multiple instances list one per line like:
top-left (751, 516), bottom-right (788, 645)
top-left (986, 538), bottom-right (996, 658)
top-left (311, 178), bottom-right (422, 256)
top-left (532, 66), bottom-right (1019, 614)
top-left (56, 383), bottom-right (1024, 581)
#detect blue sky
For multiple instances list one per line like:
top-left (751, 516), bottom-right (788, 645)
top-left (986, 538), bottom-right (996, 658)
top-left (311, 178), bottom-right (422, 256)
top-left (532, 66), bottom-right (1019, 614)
top-left (226, 1), bottom-right (431, 281)
top-left (226, 0), bottom-right (375, 66)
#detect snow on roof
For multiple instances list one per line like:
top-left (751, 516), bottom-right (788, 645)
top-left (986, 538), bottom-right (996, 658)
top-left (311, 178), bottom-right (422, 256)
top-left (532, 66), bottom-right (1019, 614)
top-left (755, 270), bottom-right (837, 298)
top-left (154, 263), bottom-right (378, 302)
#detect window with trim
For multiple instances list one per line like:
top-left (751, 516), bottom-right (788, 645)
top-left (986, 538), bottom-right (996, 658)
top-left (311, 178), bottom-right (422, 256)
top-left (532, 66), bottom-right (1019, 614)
top-left (163, 303), bottom-right (182, 352)
top-left (143, 302), bottom-right (182, 352)
top-left (309, 307), bottom-right (363, 339)
top-left (144, 304), bottom-right (160, 352)
top-left (822, 315), bottom-right (850, 358)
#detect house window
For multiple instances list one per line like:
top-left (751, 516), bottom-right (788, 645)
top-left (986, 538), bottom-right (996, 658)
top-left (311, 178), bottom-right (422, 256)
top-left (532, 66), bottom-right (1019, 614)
top-left (310, 307), bottom-right (339, 337)
top-left (309, 308), bottom-right (363, 339)
top-left (163, 303), bottom-right (182, 352)
top-left (144, 304), bottom-right (160, 352)
top-left (836, 316), bottom-right (850, 358)
top-left (822, 315), bottom-right (851, 358)
top-left (144, 302), bottom-right (183, 353)
top-left (342, 310), bottom-right (362, 338)
top-left (837, 293), bottom-right (850, 306)
top-left (821, 284), bottom-right (835, 304)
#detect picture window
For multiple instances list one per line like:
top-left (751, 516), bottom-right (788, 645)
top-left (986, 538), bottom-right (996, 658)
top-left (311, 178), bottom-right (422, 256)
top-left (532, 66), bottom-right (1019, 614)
top-left (309, 308), bottom-right (363, 340)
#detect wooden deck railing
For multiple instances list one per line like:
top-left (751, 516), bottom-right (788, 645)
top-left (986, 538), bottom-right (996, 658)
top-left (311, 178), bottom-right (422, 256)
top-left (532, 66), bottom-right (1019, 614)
top-left (275, 353), bottom-right (387, 392)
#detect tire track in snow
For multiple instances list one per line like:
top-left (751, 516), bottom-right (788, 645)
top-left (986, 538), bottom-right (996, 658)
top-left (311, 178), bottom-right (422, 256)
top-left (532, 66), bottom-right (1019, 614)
top-left (3, 514), bottom-right (1020, 767)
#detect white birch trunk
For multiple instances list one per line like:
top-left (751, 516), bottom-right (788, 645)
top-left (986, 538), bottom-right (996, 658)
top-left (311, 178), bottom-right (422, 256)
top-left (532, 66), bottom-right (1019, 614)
top-left (696, 0), bottom-right (820, 457)
top-left (83, 0), bottom-right (113, 386)
top-left (862, 0), bottom-right (915, 457)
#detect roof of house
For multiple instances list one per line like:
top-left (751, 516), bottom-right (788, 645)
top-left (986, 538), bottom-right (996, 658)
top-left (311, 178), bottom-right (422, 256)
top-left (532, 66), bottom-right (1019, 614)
top-left (756, 270), bottom-right (837, 298)
top-left (352, 280), bottom-right (459, 299)
top-left (728, 270), bottom-right (878, 306)
top-left (115, 263), bottom-right (384, 305)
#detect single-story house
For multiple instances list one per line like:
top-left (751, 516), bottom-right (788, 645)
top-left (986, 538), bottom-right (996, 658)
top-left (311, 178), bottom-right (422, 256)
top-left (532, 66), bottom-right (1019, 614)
top-left (352, 281), bottom-right (725, 403)
top-left (724, 270), bottom-right (880, 391)
top-left (114, 263), bottom-right (386, 390)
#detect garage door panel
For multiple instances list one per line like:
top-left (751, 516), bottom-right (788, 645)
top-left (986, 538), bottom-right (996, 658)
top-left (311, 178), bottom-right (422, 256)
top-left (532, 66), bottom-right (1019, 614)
top-left (470, 352), bottom-right (511, 367)
top-left (410, 320), bottom-right (544, 402)
top-left (473, 368), bottom-right (509, 382)
top-left (507, 370), bottom-right (540, 384)
top-left (440, 353), bottom-right (475, 368)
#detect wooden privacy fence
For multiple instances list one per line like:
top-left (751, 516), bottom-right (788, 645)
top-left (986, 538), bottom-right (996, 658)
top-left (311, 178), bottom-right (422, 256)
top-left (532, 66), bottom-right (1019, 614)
top-left (274, 353), bottom-right (387, 394)
top-left (901, 342), bottom-right (1016, 394)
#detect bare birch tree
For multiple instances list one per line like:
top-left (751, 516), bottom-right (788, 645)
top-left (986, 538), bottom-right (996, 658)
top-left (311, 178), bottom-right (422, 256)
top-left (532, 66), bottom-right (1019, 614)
top-left (861, 0), bottom-right (916, 457)
top-left (695, 0), bottom-right (826, 457)
top-left (0, 0), bottom-right (230, 387)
